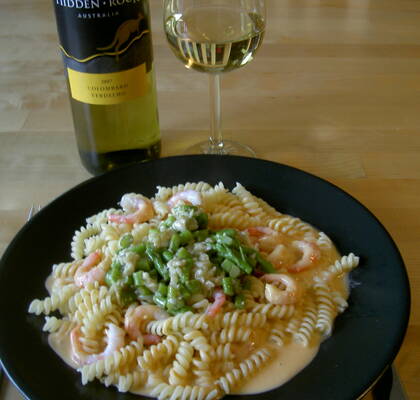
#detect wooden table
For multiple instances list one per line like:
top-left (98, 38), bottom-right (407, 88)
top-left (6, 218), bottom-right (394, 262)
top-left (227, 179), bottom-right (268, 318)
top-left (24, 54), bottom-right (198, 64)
top-left (0, 0), bottom-right (419, 399)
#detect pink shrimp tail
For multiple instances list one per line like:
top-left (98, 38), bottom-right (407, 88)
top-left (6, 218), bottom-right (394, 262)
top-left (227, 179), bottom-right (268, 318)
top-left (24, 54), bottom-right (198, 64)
top-left (86, 267), bottom-right (106, 285)
top-left (81, 251), bottom-right (101, 268)
top-left (108, 199), bottom-right (154, 224)
top-left (70, 327), bottom-right (86, 366)
top-left (70, 324), bottom-right (125, 366)
top-left (246, 226), bottom-right (277, 238)
top-left (74, 251), bottom-right (102, 288)
top-left (287, 241), bottom-right (321, 273)
top-left (124, 306), bottom-right (139, 340)
top-left (108, 209), bottom-right (142, 224)
top-left (143, 334), bottom-right (162, 345)
top-left (108, 213), bottom-right (130, 224)
top-left (245, 226), bottom-right (280, 246)
top-left (207, 290), bottom-right (226, 317)
top-left (167, 190), bottom-right (202, 208)
top-left (70, 326), bottom-right (100, 365)
top-left (125, 321), bottom-right (141, 341)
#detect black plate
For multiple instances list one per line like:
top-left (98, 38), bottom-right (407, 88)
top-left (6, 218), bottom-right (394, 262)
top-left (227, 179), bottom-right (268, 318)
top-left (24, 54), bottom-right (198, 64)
top-left (0, 155), bottom-right (410, 400)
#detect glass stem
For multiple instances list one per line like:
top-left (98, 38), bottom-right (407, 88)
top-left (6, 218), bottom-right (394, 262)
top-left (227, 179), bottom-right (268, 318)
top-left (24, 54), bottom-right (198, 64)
top-left (209, 73), bottom-right (223, 148)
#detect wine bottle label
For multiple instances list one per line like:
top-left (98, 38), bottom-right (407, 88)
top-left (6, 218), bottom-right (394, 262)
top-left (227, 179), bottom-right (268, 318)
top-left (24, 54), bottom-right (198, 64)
top-left (67, 63), bottom-right (146, 104)
top-left (53, 0), bottom-right (152, 105)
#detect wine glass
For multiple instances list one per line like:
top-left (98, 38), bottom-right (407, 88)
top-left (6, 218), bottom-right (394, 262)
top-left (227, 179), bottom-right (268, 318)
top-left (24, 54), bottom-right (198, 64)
top-left (164, 0), bottom-right (266, 156)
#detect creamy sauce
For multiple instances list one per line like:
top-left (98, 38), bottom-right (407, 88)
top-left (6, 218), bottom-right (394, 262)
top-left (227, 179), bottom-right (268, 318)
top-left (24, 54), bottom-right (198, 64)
top-left (48, 332), bottom-right (78, 370)
top-left (49, 330), bottom-right (320, 396)
top-left (131, 341), bottom-right (318, 396)
top-left (234, 340), bottom-right (320, 394)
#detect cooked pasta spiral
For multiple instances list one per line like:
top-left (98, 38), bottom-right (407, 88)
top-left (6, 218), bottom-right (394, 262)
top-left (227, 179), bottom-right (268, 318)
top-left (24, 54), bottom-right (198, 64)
top-left (137, 335), bottom-right (180, 370)
top-left (71, 225), bottom-right (100, 260)
top-left (28, 284), bottom-right (78, 315)
top-left (250, 303), bottom-right (296, 320)
top-left (212, 310), bottom-right (267, 329)
top-left (168, 341), bottom-right (194, 385)
top-left (102, 368), bottom-right (145, 392)
top-left (209, 326), bottom-right (252, 345)
top-left (80, 340), bottom-right (143, 384)
top-left (293, 301), bottom-right (318, 347)
top-left (314, 282), bottom-right (337, 335)
top-left (217, 348), bottom-right (271, 394)
top-left (314, 253), bottom-right (360, 282)
top-left (146, 312), bottom-right (208, 336)
top-left (149, 380), bottom-right (219, 400)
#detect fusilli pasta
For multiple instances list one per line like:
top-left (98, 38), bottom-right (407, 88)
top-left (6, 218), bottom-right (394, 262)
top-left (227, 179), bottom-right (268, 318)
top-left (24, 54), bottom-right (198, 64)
top-left (28, 182), bottom-right (360, 398)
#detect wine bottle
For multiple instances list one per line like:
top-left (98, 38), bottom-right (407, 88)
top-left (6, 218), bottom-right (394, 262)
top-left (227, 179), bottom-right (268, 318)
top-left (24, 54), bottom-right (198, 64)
top-left (53, 0), bottom-right (161, 175)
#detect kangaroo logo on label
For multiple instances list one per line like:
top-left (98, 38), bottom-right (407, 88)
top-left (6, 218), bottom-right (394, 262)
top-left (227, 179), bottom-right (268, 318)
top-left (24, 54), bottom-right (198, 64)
top-left (97, 13), bottom-right (144, 55)
top-left (59, 13), bottom-right (148, 63)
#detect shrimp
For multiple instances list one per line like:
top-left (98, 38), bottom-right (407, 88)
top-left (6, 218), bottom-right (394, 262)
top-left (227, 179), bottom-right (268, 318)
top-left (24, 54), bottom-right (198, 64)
top-left (108, 193), bottom-right (154, 224)
top-left (245, 227), bottom-right (284, 253)
top-left (261, 273), bottom-right (301, 305)
top-left (246, 226), bottom-right (320, 272)
top-left (74, 251), bottom-right (104, 288)
top-left (207, 290), bottom-right (226, 317)
top-left (70, 323), bottom-right (125, 366)
top-left (167, 190), bottom-right (202, 208)
top-left (266, 243), bottom-right (288, 266)
top-left (246, 226), bottom-right (277, 238)
top-left (287, 240), bottom-right (321, 273)
top-left (124, 304), bottom-right (169, 345)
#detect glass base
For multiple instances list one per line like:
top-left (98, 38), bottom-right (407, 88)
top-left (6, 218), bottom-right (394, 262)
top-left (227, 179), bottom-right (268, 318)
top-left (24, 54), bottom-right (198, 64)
top-left (185, 140), bottom-right (256, 157)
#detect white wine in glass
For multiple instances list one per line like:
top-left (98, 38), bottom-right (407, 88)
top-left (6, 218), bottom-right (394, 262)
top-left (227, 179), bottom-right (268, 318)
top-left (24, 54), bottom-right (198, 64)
top-left (164, 0), bottom-right (266, 156)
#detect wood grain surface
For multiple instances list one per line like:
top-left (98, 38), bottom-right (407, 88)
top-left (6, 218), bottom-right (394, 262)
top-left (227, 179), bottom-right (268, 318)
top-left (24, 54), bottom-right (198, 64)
top-left (0, 0), bottom-right (419, 399)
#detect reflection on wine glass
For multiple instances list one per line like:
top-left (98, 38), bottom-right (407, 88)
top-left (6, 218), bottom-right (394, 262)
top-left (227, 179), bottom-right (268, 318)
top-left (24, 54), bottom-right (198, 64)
top-left (164, 0), bottom-right (266, 156)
